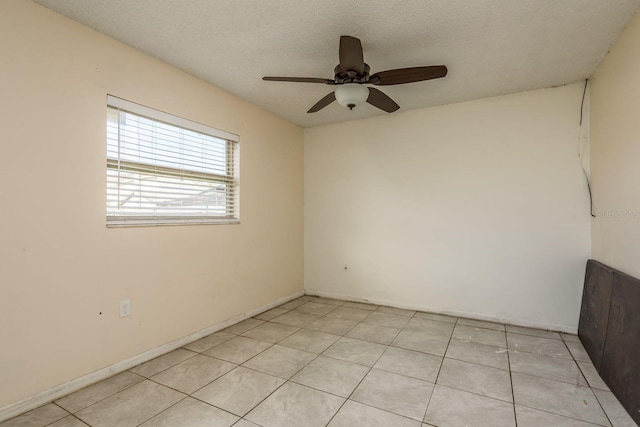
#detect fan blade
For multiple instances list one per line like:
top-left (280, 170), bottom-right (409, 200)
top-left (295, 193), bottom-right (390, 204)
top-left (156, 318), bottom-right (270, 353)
top-left (370, 66), bottom-right (448, 85)
top-left (307, 92), bottom-right (336, 113)
top-left (263, 76), bottom-right (334, 84)
top-left (366, 87), bottom-right (400, 113)
top-left (339, 36), bottom-right (364, 74)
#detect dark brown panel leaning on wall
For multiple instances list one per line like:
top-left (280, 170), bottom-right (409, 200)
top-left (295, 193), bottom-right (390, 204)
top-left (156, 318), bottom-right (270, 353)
top-left (599, 270), bottom-right (640, 423)
top-left (578, 259), bottom-right (640, 424)
top-left (578, 260), bottom-right (613, 371)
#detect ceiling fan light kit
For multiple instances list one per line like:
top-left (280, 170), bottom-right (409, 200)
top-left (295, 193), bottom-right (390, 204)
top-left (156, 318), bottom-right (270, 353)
top-left (335, 84), bottom-right (369, 110)
top-left (263, 35), bottom-right (447, 114)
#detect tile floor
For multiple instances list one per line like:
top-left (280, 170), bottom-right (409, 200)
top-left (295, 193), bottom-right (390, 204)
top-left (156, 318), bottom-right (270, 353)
top-left (2, 296), bottom-right (637, 427)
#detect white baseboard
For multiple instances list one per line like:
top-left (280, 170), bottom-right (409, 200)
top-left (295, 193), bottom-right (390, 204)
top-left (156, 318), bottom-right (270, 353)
top-left (0, 290), bottom-right (304, 423)
top-left (304, 289), bottom-right (578, 334)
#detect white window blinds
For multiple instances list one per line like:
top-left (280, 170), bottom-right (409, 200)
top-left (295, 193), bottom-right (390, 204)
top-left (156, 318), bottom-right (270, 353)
top-left (106, 96), bottom-right (239, 227)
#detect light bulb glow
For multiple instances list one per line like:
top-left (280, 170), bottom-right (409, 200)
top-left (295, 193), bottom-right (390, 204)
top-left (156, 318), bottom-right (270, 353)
top-left (335, 84), bottom-right (369, 110)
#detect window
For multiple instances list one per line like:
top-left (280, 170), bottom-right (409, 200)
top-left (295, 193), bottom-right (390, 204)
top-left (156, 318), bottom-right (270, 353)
top-left (106, 96), bottom-right (239, 226)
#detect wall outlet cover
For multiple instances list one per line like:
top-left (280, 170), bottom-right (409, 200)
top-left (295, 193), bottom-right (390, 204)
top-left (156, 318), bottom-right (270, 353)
top-left (120, 300), bottom-right (131, 318)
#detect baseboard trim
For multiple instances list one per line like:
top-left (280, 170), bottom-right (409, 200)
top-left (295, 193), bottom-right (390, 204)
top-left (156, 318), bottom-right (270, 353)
top-left (0, 290), bottom-right (304, 423)
top-left (304, 289), bottom-right (577, 334)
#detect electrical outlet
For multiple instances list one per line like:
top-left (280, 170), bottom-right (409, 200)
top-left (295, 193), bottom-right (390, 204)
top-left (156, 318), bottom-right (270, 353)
top-left (120, 299), bottom-right (131, 318)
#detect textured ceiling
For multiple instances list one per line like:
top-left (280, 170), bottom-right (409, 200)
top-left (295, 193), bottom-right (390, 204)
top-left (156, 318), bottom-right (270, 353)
top-left (34, 0), bottom-right (639, 128)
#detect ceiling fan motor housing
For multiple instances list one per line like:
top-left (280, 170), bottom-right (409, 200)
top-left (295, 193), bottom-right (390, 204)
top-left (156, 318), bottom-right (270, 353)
top-left (334, 64), bottom-right (371, 84)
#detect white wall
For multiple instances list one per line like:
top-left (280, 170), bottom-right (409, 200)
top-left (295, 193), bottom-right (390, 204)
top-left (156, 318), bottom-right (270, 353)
top-left (591, 10), bottom-right (640, 279)
top-left (0, 1), bottom-right (303, 408)
top-left (304, 83), bottom-right (591, 331)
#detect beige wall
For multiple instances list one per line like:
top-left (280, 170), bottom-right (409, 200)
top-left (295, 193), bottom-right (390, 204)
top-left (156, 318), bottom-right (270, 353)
top-left (591, 10), bottom-right (640, 278)
top-left (0, 1), bottom-right (303, 407)
top-left (305, 83), bottom-right (591, 331)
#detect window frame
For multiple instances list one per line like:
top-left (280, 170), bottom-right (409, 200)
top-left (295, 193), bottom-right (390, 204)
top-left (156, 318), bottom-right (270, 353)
top-left (106, 95), bottom-right (239, 227)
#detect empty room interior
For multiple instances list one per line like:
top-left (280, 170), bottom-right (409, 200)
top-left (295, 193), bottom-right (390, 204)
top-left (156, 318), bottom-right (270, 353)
top-left (2, 1), bottom-right (640, 426)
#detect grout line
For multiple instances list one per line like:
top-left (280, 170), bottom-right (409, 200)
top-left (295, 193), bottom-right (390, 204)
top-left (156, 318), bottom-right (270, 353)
top-left (40, 403), bottom-right (70, 427)
top-left (431, 383), bottom-right (516, 405)
top-left (133, 395), bottom-right (190, 426)
top-left (129, 349), bottom-right (199, 379)
top-left (55, 374), bottom-right (148, 418)
top-left (506, 327), bottom-right (518, 426)
top-left (424, 315), bottom-right (459, 420)
top-left (337, 399), bottom-right (433, 425)
top-left (69, 414), bottom-right (91, 426)
top-left (562, 338), bottom-right (615, 427)
top-left (515, 402), bottom-right (608, 426)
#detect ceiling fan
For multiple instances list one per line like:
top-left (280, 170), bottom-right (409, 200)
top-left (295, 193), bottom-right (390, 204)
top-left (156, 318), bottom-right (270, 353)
top-left (263, 35), bottom-right (448, 114)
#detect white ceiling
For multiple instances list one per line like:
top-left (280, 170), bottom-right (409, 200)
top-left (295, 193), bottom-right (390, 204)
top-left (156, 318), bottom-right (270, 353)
top-left (35, 0), bottom-right (639, 128)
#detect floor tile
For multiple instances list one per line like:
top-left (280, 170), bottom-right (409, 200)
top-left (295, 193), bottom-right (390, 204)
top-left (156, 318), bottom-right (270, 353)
top-left (322, 337), bottom-right (387, 367)
top-left (295, 302), bottom-right (337, 316)
top-left (566, 341), bottom-right (592, 362)
top-left (342, 301), bottom-right (378, 311)
top-left (578, 361), bottom-right (610, 391)
top-left (414, 312), bottom-right (458, 324)
top-left (424, 385), bottom-right (515, 427)
top-left (445, 339), bottom-right (509, 370)
top-left (511, 372), bottom-right (609, 425)
top-left (183, 332), bottom-right (236, 353)
top-left (278, 299), bottom-right (307, 310)
top-left (150, 354), bottom-right (235, 394)
top-left (506, 325), bottom-right (561, 340)
top-left (0, 403), bottom-right (68, 427)
top-left (270, 310), bottom-right (321, 327)
top-left (507, 333), bottom-right (572, 359)
top-left (310, 297), bottom-right (345, 306)
top-left (254, 308), bottom-right (289, 321)
top-left (241, 322), bottom-right (299, 343)
top-left (193, 367), bottom-right (284, 416)
top-left (223, 318), bottom-right (265, 335)
top-left (593, 389), bottom-right (637, 427)
top-left (457, 318), bottom-right (506, 331)
top-left (374, 346), bottom-right (442, 383)
top-left (325, 306), bottom-right (372, 322)
top-left (307, 317), bottom-right (358, 335)
top-left (233, 421), bottom-right (261, 427)
top-left (328, 400), bottom-right (421, 427)
top-left (392, 329), bottom-right (450, 356)
top-left (245, 382), bottom-right (344, 427)
top-left (130, 349), bottom-right (198, 378)
top-left (139, 397), bottom-right (239, 426)
top-left (452, 325), bottom-right (506, 347)
top-left (404, 318), bottom-right (455, 337)
top-left (375, 306), bottom-right (416, 317)
top-left (6, 306), bottom-right (635, 427)
top-left (363, 311), bottom-right (411, 329)
top-left (562, 333), bottom-right (582, 343)
top-left (510, 351), bottom-right (587, 386)
top-left (243, 345), bottom-right (315, 379)
top-left (203, 336), bottom-right (272, 364)
top-left (278, 329), bottom-right (340, 354)
top-left (515, 405), bottom-right (602, 426)
top-left (48, 416), bottom-right (89, 427)
top-left (437, 358), bottom-right (513, 402)
top-left (351, 369), bottom-right (434, 421)
top-left (75, 380), bottom-right (185, 427)
top-left (55, 371), bottom-right (144, 412)
top-left (291, 355), bottom-right (369, 397)
top-left (346, 322), bottom-right (399, 345)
